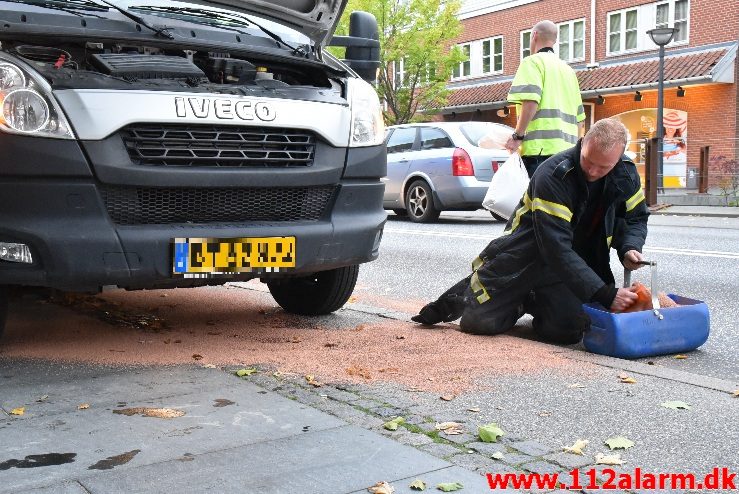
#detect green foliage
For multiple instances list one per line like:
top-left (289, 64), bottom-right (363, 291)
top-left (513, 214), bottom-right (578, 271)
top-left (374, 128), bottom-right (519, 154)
top-left (333, 0), bottom-right (464, 124)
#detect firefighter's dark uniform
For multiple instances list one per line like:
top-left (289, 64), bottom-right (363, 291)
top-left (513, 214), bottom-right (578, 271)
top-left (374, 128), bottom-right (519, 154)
top-left (414, 140), bottom-right (649, 343)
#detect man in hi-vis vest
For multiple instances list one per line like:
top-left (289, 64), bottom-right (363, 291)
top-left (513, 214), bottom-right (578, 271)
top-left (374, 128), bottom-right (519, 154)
top-left (505, 20), bottom-right (586, 177)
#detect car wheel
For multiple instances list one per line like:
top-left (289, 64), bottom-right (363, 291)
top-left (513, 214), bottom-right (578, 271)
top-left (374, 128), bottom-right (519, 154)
top-left (490, 211), bottom-right (508, 222)
top-left (0, 286), bottom-right (8, 341)
top-left (405, 180), bottom-right (440, 223)
top-left (392, 209), bottom-right (408, 217)
top-left (267, 265), bottom-right (359, 315)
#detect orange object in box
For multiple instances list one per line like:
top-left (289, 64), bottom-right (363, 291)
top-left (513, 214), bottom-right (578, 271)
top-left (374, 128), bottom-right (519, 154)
top-left (617, 282), bottom-right (653, 313)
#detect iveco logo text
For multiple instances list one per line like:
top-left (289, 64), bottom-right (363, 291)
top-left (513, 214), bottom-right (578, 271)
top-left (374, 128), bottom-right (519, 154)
top-left (174, 97), bottom-right (276, 121)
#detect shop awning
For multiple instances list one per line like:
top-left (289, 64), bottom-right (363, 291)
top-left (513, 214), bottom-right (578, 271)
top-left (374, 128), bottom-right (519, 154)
top-left (443, 44), bottom-right (736, 113)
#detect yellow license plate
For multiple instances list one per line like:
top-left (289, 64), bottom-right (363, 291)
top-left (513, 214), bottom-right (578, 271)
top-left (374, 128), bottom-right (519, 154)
top-left (173, 237), bottom-right (295, 275)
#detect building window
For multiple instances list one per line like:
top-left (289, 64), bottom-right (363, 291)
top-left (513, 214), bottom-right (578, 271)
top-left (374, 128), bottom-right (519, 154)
top-left (453, 44), bottom-right (471, 79)
top-left (607, 0), bottom-right (689, 56)
top-left (657, 0), bottom-right (689, 43)
top-left (392, 58), bottom-right (406, 88)
top-left (608, 9), bottom-right (638, 54)
top-left (482, 36), bottom-right (503, 73)
top-left (557, 19), bottom-right (585, 62)
top-left (521, 30), bottom-right (531, 59)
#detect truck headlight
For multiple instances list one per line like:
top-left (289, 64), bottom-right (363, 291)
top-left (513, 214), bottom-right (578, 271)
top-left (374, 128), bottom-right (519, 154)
top-left (349, 79), bottom-right (384, 147)
top-left (0, 57), bottom-right (74, 139)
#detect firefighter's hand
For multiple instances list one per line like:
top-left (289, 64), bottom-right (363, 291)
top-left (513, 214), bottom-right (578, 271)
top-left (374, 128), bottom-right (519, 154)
top-left (505, 136), bottom-right (521, 153)
top-left (622, 250), bottom-right (644, 270)
top-left (611, 287), bottom-right (639, 312)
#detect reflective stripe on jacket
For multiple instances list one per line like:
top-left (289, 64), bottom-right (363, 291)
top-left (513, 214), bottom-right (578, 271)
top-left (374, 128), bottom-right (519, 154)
top-left (507, 51), bottom-right (585, 157)
top-left (472, 141), bottom-right (649, 304)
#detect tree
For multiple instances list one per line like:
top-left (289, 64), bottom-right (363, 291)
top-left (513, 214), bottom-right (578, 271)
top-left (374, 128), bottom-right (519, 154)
top-left (332, 0), bottom-right (464, 124)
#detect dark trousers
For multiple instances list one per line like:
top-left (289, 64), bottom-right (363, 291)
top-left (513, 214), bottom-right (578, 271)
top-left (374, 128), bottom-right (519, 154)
top-left (419, 269), bottom-right (588, 344)
top-left (521, 155), bottom-right (552, 178)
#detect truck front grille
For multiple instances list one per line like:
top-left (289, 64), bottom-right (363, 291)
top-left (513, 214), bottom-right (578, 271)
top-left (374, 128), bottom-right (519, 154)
top-left (100, 186), bottom-right (335, 225)
top-left (121, 124), bottom-right (316, 167)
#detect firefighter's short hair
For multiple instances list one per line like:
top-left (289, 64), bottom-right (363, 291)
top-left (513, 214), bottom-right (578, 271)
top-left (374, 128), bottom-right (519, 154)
top-left (584, 118), bottom-right (629, 154)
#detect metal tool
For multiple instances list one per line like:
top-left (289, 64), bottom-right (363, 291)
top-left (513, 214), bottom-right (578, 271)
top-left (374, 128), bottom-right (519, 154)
top-left (624, 260), bottom-right (662, 317)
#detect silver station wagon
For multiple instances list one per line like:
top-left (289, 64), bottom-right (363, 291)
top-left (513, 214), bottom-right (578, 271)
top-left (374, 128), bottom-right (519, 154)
top-left (383, 121), bottom-right (513, 222)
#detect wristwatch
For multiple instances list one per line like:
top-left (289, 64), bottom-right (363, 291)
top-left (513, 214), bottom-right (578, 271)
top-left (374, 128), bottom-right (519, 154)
top-left (511, 132), bottom-right (526, 141)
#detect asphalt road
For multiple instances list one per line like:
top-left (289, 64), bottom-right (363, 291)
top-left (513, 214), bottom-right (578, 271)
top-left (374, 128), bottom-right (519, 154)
top-left (358, 210), bottom-right (739, 383)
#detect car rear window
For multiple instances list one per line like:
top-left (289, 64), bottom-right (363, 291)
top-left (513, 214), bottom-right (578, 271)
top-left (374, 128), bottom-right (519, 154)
top-left (459, 122), bottom-right (510, 147)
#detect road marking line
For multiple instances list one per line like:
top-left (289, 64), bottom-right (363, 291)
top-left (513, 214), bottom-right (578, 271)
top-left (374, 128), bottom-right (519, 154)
top-left (385, 228), bottom-right (739, 259)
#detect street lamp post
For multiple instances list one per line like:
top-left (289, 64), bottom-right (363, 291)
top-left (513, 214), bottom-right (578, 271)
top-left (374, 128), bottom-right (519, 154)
top-left (647, 27), bottom-right (678, 191)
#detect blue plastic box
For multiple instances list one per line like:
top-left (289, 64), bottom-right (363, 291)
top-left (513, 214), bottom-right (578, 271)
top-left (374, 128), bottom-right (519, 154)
top-left (582, 294), bottom-right (710, 359)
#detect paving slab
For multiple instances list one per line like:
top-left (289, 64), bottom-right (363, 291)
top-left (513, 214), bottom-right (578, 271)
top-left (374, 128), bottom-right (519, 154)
top-left (77, 426), bottom-right (449, 494)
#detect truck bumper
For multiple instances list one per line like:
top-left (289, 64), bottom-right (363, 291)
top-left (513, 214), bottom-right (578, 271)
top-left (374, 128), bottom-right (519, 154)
top-left (0, 179), bottom-right (385, 291)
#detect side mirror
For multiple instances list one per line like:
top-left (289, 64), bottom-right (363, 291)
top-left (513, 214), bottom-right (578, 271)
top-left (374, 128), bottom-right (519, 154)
top-left (328, 11), bottom-right (380, 83)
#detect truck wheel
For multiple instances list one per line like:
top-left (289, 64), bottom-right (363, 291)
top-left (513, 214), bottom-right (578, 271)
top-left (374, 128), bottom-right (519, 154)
top-left (405, 180), bottom-right (440, 223)
top-left (0, 286), bottom-right (8, 340)
top-left (268, 265), bottom-right (359, 315)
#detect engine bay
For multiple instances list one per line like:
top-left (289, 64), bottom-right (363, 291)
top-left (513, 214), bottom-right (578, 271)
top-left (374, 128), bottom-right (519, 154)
top-left (1, 40), bottom-right (342, 95)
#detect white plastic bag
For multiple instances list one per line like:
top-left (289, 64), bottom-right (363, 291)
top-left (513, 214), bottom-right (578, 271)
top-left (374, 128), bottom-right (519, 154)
top-left (477, 125), bottom-right (512, 150)
top-left (482, 152), bottom-right (529, 220)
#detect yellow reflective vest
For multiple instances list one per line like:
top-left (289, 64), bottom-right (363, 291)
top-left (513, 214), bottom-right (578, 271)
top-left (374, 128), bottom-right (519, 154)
top-left (507, 50), bottom-right (585, 157)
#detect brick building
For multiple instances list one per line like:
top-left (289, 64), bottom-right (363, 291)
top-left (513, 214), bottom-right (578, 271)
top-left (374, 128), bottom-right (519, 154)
top-left (437, 0), bottom-right (737, 198)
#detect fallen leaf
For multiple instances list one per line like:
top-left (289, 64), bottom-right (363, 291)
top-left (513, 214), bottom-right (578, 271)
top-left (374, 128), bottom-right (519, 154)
top-left (563, 439), bottom-right (589, 455)
top-left (113, 407), bottom-right (185, 419)
top-left (378, 368), bottom-right (399, 374)
top-left (367, 481), bottom-right (395, 494)
top-left (491, 451), bottom-right (505, 460)
top-left (235, 368), bottom-right (257, 377)
top-left (605, 436), bottom-right (635, 450)
top-left (36, 395), bottom-right (49, 403)
top-left (733, 390), bottom-right (739, 397)
top-left (435, 422), bottom-right (464, 435)
top-left (9, 407), bottom-right (25, 416)
top-left (479, 423), bottom-right (505, 443)
top-left (324, 342), bottom-right (339, 348)
top-left (192, 354), bottom-right (203, 361)
top-left (568, 383), bottom-right (586, 389)
top-left (538, 411), bottom-right (552, 417)
top-left (595, 453), bottom-right (626, 465)
top-left (467, 407), bottom-right (480, 413)
top-left (305, 375), bottom-right (323, 387)
top-left (409, 479), bottom-right (426, 491)
top-left (291, 337), bottom-right (301, 343)
top-left (348, 296), bottom-right (358, 303)
top-left (436, 482), bottom-right (463, 492)
top-left (202, 364), bottom-right (217, 369)
top-left (661, 401), bottom-right (691, 410)
top-left (383, 416), bottom-right (405, 431)
top-left (619, 376), bottom-right (637, 384)
top-left (617, 372), bottom-right (629, 379)
top-left (440, 395), bottom-right (455, 402)
top-left (78, 403), bottom-right (90, 410)
top-left (346, 365), bottom-right (372, 380)
top-left (674, 354), bottom-right (688, 359)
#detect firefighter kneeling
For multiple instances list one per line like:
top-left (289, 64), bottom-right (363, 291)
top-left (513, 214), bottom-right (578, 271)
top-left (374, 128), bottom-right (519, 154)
top-left (412, 118), bottom-right (649, 343)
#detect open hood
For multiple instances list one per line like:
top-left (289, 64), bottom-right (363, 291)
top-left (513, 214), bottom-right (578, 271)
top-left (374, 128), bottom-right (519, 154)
top-left (186, 0), bottom-right (348, 46)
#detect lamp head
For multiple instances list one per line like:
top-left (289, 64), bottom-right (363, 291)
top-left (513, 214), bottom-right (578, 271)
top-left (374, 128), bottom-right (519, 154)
top-left (647, 27), bottom-right (678, 46)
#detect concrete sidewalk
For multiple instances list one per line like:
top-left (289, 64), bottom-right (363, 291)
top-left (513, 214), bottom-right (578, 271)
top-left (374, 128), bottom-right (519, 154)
top-left (650, 204), bottom-right (739, 217)
top-left (0, 361), bottom-right (500, 494)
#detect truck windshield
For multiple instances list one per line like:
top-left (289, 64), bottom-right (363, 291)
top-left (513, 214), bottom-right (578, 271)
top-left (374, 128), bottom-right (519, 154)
top-left (129, 5), bottom-right (307, 54)
top-left (6, 0), bottom-right (110, 12)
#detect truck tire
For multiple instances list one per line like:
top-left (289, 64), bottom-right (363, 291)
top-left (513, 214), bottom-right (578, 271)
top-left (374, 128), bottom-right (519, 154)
top-left (268, 265), bottom-right (359, 315)
top-left (405, 180), bottom-right (440, 223)
top-left (0, 286), bottom-right (8, 341)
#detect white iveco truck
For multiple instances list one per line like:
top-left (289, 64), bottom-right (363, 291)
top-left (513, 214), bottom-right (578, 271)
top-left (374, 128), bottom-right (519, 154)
top-left (0, 0), bottom-right (386, 337)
